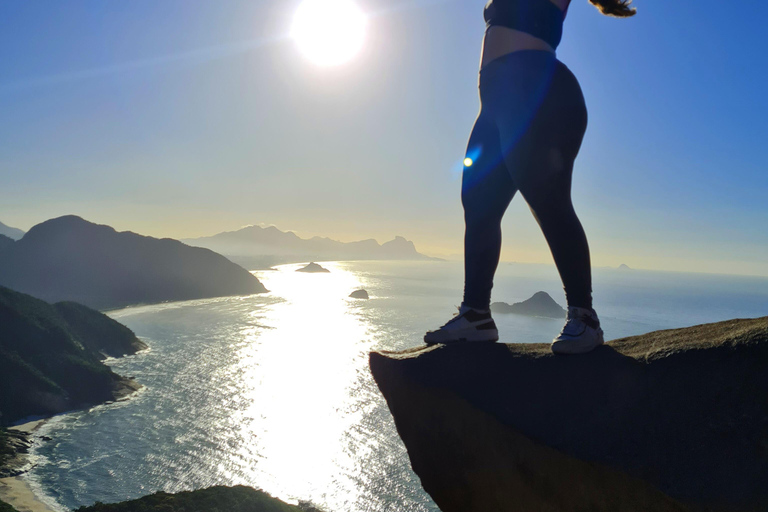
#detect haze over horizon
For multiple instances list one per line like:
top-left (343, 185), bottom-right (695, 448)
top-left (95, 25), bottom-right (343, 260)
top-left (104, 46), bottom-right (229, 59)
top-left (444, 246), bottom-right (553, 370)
top-left (2, 1), bottom-right (767, 277)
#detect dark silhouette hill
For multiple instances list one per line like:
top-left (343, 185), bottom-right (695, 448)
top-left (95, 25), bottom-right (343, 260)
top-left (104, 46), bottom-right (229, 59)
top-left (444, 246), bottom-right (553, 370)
top-left (182, 225), bottom-right (438, 268)
top-left (491, 291), bottom-right (565, 318)
top-left (296, 262), bottom-right (330, 273)
top-left (0, 221), bottom-right (24, 241)
top-left (73, 485), bottom-right (322, 512)
top-left (0, 234), bottom-right (13, 253)
top-left (370, 317), bottom-right (768, 512)
top-left (0, 216), bottom-right (266, 310)
top-left (0, 285), bottom-right (145, 426)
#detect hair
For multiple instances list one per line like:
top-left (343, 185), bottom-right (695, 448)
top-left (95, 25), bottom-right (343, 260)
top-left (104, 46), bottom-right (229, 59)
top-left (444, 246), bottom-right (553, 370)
top-left (588, 0), bottom-right (637, 17)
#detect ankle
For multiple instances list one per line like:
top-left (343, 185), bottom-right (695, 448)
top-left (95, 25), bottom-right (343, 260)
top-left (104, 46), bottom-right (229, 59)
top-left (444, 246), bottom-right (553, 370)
top-left (461, 303), bottom-right (490, 314)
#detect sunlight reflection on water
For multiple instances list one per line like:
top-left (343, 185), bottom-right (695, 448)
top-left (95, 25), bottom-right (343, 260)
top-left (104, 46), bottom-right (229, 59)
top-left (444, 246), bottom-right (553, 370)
top-left (233, 263), bottom-right (373, 505)
top-left (29, 261), bottom-right (436, 512)
top-left (25, 261), bottom-right (768, 512)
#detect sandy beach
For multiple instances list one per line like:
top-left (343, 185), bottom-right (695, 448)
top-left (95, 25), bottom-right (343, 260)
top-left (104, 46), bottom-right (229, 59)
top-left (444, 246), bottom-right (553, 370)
top-left (0, 476), bottom-right (57, 512)
top-left (0, 419), bottom-right (58, 512)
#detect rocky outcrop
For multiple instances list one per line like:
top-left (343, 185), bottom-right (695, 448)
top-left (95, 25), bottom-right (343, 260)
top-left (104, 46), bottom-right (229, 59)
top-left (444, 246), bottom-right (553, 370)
top-left (73, 485), bottom-right (323, 511)
top-left (491, 291), bottom-right (565, 318)
top-left (349, 289), bottom-right (369, 299)
top-left (0, 285), bottom-right (145, 425)
top-left (0, 429), bottom-right (34, 478)
top-left (0, 216), bottom-right (266, 310)
top-left (296, 262), bottom-right (330, 273)
top-left (370, 317), bottom-right (768, 512)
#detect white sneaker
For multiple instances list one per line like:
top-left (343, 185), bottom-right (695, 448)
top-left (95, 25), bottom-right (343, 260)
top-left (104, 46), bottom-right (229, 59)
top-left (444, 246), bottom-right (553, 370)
top-left (551, 306), bottom-right (604, 354)
top-left (424, 305), bottom-right (499, 345)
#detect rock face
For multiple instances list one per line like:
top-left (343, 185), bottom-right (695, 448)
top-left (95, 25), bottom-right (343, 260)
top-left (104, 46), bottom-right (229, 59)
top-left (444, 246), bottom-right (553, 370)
top-left (349, 289), bottom-right (369, 299)
top-left (296, 262), bottom-right (330, 273)
top-left (0, 428), bottom-right (33, 477)
top-left (491, 291), bottom-right (565, 318)
top-left (0, 285), bottom-right (145, 425)
top-left (370, 317), bottom-right (768, 512)
top-left (0, 216), bottom-right (266, 310)
top-left (73, 485), bottom-right (320, 511)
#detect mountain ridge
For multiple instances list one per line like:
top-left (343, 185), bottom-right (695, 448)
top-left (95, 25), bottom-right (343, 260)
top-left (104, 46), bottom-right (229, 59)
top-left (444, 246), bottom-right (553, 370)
top-left (0, 216), bottom-right (266, 310)
top-left (0, 221), bottom-right (24, 241)
top-left (181, 224), bottom-right (439, 268)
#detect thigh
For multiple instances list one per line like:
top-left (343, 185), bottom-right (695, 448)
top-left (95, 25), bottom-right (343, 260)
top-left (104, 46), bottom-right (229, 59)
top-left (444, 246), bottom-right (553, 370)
top-left (495, 64), bottom-right (587, 204)
top-left (461, 111), bottom-right (517, 221)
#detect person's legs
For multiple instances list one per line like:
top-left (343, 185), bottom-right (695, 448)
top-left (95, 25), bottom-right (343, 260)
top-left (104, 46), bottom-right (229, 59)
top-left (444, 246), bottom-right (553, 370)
top-left (495, 56), bottom-right (592, 310)
top-left (423, 107), bottom-right (516, 344)
top-left (518, 162), bottom-right (593, 309)
top-left (493, 54), bottom-right (602, 353)
top-left (461, 112), bottom-right (517, 311)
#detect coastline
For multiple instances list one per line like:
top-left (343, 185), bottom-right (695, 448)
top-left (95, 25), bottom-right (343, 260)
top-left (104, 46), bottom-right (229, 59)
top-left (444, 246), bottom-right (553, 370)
top-left (0, 476), bottom-right (57, 512)
top-left (0, 420), bottom-right (57, 512)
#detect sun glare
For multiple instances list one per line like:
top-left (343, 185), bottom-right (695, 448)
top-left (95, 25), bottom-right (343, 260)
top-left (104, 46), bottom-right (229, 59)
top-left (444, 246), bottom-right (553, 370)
top-left (291, 0), bottom-right (367, 66)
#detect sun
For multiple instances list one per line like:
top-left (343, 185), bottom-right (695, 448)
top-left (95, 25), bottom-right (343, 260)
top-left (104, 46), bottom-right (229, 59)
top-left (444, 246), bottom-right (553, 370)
top-left (291, 0), bottom-right (367, 66)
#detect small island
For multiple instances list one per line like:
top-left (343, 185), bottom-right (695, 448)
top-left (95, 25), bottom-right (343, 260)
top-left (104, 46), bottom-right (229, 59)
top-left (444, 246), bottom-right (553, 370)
top-left (296, 262), bottom-right (330, 273)
top-left (349, 289), bottom-right (369, 299)
top-left (618, 263), bottom-right (632, 270)
top-left (491, 291), bottom-right (565, 319)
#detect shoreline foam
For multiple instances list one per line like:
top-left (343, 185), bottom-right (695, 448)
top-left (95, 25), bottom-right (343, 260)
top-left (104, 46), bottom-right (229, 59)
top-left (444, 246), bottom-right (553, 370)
top-left (1, 419), bottom-right (58, 512)
top-left (0, 475), bottom-right (58, 512)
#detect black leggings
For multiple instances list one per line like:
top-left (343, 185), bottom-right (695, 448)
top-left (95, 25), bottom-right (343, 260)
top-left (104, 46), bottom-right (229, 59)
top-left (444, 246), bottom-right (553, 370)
top-left (461, 50), bottom-right (592, 310)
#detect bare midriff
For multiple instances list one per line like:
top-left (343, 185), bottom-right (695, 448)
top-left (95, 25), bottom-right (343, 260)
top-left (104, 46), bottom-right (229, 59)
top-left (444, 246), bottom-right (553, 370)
top-left (480, 0), bottom-right (569, 69)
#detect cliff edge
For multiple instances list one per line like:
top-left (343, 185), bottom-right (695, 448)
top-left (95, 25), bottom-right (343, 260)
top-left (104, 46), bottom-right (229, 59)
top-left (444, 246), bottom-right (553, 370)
top-left (370, 317), bottom-right (768, 512)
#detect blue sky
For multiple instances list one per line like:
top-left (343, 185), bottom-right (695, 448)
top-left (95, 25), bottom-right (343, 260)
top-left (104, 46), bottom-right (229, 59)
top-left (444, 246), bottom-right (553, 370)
top-left (1, 0), bottom-right (767, 275)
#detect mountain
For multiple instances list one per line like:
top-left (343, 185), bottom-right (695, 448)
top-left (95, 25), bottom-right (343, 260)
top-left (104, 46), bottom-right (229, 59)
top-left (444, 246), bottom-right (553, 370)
top-left (182, 225), bottom-right (437, 268)
top-left (0, 216), bottom-right (266, 310)
top-left (0, 285), bottom-right (146, 426)
top-left (73, 485), bottom-right (323, 512)
top-left (0, 222), bottom-right (24, 241)
top-left (491, 291), bottom-right (566, 318)
top-left (371, 316), bottom-right (768, 511)
top-left (0, 234), bottom-right (13, 253)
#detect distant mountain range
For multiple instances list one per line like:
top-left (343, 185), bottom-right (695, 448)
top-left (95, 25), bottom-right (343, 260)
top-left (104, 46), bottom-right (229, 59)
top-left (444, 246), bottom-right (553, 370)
top-left (0, 221), bottom-right (24, 241)
top-left (0, 216), bottom-right (266, 310)
top-left (182, 225), bottom-right (439, 269)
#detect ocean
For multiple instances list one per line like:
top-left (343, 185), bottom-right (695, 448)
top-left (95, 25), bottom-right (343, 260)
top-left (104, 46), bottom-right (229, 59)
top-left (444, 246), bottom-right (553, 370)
top-left (24, 260), bottom-right (768, 511)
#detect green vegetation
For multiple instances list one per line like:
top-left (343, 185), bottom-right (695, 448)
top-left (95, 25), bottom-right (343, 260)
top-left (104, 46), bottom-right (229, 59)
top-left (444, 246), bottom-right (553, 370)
top-left (0, 498), bottom-right (20, 512)
top-left (53, 301), bottom-right (146, 358)
top-left (0, 285), bottom-right (145, 426)
top-left (74, 486), bottom-right (310, 512)
top-left (0, 428), bottom-right (13, 468)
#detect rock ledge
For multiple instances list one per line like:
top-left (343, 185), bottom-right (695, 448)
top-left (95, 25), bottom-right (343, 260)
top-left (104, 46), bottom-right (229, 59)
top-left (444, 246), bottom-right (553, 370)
top-left (370, 317), bottom-right (768, 512)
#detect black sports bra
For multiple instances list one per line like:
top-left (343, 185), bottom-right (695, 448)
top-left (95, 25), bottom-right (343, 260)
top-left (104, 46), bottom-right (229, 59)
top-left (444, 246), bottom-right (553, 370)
top-left (484, 0), bottom-right (566, 49)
